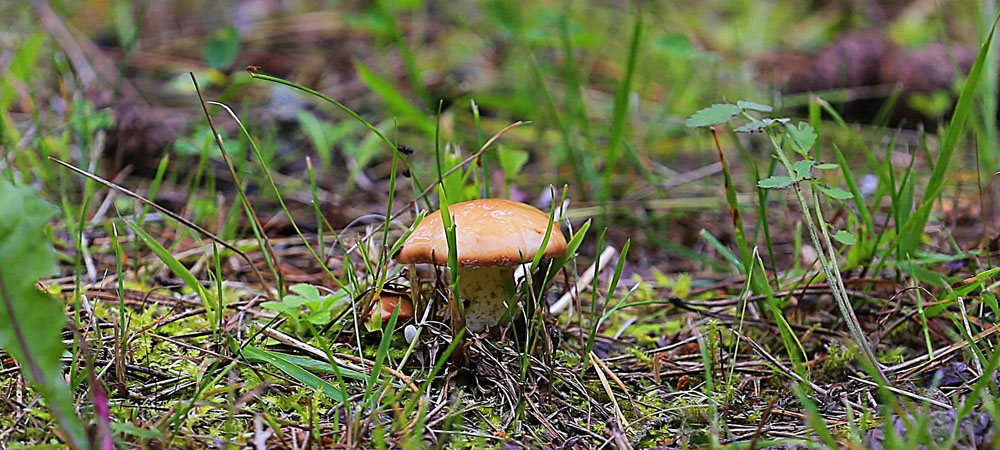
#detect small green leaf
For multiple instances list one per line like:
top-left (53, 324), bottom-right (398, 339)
top-left (686, 103), bottom-right (741, 128)
top-left (737, 100), bottom-right (773, 112)
top-left (818, 185), bottom-right (854, 200)
top-left (815, 163), bottom-right (840, 170)
top-left (786, 122), bottom-right (817, 156)
top-left (793, 160), bottom-right (815, 180)
top-left (833, 230), bottom-right (857, 245)
top-left (496, 146), bottom-right (530, 181)
top-left (757, 176), bottom-right (794, 189)
top-left (204, 26), bottom-right (241, 70)
top-left (289, 283), bottom-right (321, 300)
top-left (734, 118), bottom-right (788, 133)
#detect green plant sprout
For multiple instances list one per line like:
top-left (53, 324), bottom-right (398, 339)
top-left (687, 101), bottom-right (889, 384)
top-left (261, 284), bottom-right (348, 334)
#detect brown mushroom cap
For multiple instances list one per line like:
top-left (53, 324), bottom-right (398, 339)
top-left (377, 293), bottom-right (414, 323)
top-left (394, 198), bottom-right (567, 268)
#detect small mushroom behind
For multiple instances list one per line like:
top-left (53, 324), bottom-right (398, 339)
top-left (394, 198), bottom-right (567, 332)
top-left (375, 293), bottom-right (414, 323)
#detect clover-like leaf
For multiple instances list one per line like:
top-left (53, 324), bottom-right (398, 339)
top-left (686, 103), bottom-right (741, 128)
top-left (818, 185), bottom-right (854, 200)
top-left (793, 160), bottom-right (815, 180)
top-left (833, 230), bottom-right (857, 245)
top-left (757, 176), bottom-right (794, 189)
top-left (737, 100), bottom-right (773, 112)
top-left (785, 122), bottom-right (817, 156)
top-left (734, 118), bottom-right (789, 133)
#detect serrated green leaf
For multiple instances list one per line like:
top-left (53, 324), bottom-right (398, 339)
top-left (793, 160), bottom-right (815, 180)
top-left (686, 103), bottom-right (741, 128)
top-left (737, 100), bottom-right (773, 112)
top-left (204, 26), bottom-right (241, 69)
top-left (818, 185), bottom-right (854, 200)
top-left (757, 176), bottom-right (794, 189)
top-left (734, 118), bottom-right (788, 133)
top-left (0, 181), bottom-right (87, 449)
top-left (833, 230), bottom-right (857, 245)
top-left (786, 122), bottom-right (817, 155)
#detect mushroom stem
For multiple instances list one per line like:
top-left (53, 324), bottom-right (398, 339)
top-left (457, 266), bottom-right (515, 332)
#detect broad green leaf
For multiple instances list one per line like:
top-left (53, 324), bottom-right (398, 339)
top-left (686, 103), bottom-right (741, 128)
top-left (204, 26), bottom-right (241, 69)
top-left (241, 346), bottom-right (346, 401)
top-left (0, 181), bottom-right (87, 449)
top-left (833, 230), bottom-right (857, 245)
top-left (757, 176), bottom-right (794, 189)
top-left (737, 100), bottom-right (773, 112)
top-left (786, 122), bottom-right (817, 156)
top-left (818, 185), bottom-right (854, 200)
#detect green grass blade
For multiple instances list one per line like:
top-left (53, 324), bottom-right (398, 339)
top-left (600, 10), bottom-right (643, 204)
top-left (241, 346), bottom-right (346, 402)
top-left (128, 222), bottom-right (215, 324)
top-left (899, 16), bottom-right (999, 253)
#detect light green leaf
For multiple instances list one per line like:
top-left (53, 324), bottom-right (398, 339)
top-left (833, 230), bottom-right (857, 245)
top-left (737, 100), bottom-right (773, 112)
top-left (786, 122), bottom-right (817, 155)
top-left (815, 163), bottom-right (840, 170)
top-left (289, 283), bottom-right (321, 300)
top-left (496, 146), bottom-right (530, 181)
top-left (793, 160), bottom-right (815, 180)
top-left (757, 176), bottom-right (794, 189)
top-left (818, 185), bottom-right (854, 200)
top-left (204, 26), bottom-right (241, 69)
top-left (686, 103), bottom-right (741, 128)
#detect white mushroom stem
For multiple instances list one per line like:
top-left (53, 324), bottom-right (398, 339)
top-left (457, 266), bottom-right (515, 332)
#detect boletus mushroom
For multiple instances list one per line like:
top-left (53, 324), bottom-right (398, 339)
top-left (394, 198), bottom-right (567, 332)
top-left (374, 292), bottom-right (414, 323)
